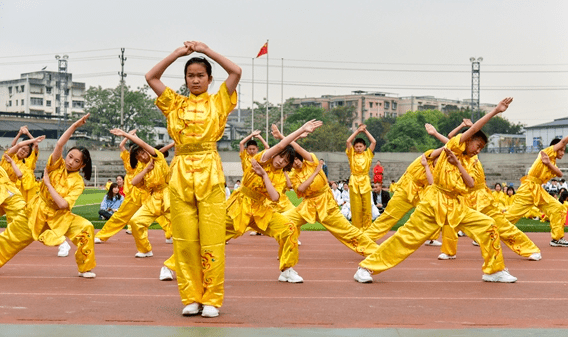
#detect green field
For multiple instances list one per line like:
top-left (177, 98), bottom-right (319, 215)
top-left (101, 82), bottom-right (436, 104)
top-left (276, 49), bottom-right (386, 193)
top-left (0, 188), bottom-right (557, 232)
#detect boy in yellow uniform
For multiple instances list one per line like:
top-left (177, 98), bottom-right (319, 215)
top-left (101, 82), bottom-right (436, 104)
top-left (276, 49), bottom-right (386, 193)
top-left (346, 124), bottom-right (376, 230)
top-left (224, 120), bottom-right (322, 283)
top-left (426, 126), bottom-right (541, 261)
top-left (147, 41), bottom-right (241, 317)
top-left (354, 98), bottom-right (517, 284)
top-left (270, 125), bottom-right (379, 258)
top-left (505, 136), bottom-right (568, 246)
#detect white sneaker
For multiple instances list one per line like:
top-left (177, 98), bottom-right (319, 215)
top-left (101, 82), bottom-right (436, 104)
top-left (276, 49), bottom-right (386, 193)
top-left (482, 269), bottom-right (517, 283)
top-left (78, 271), bottom-right (96, 278)
top-left (159, 266), bottom-right (174, 281)
top-left (438, 253), bottom-right (456, 260)
top-left (135, 251), bottom-right (153, 258)
top-left (425, 240), bottom-right (442, 246)
top-left (528, 252), bottom-right (542, 261)
top-left (354, 267), bottom-right (373, 283)
top-left (472, 241), bottom-right (480, 246)
top-left (165, 238), bottom-right (173, 244)
top-left (550, 238), bottom-right (568, 247)
top-left (298, 240), bottom-right (302, 246)
top-left (125, 230), bottom-right (132, 235)
top-left (201, 305), bottom-right (219, 318)
top-left (249, 231), bottom-right (259, 236)
top-left (58, 241), bottom-right (71, 257)
top-left (457, 231), bottom-right (466, 237)
top-left (182, 303), bottom-right (201, 316)
top-left (94, 237), bottom-right (102, 244)
top-left (278, 268), bottom-right (304, 283)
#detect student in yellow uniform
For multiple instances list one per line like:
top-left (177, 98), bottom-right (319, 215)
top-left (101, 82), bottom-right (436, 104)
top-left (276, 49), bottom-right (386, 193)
top-left (354, 98), bottom-right (517, 284)
top-left (109, 128), bottom-right (171, 258)
top-left (426, 126), bottom-right (541, 261)
top-left (146, 40), bottom-right (241, 318)
top-left (224, 120), bottom-right (322, 284)
top-left (26, 113), bottom-right (96, 278)
top-left (502, 186), bottom-right (516, 211)
top-left (346, 124), bottom-right (376, 230)
top-left (492, 183), bottom-right (507, 211)
top-left (95, 133), bottom-right (174, 243)
top-left (270, 124), bottom-right (379, 258)
top-left (505, 136), bottom-right (568, 246)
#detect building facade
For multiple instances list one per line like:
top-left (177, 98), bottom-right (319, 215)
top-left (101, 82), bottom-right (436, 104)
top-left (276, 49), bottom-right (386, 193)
top-left (524, 117), bottom-right (568, 153)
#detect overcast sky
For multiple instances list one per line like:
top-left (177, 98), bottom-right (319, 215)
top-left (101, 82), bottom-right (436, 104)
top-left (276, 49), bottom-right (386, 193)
top-left (1, 0), bottom-right (566, 127)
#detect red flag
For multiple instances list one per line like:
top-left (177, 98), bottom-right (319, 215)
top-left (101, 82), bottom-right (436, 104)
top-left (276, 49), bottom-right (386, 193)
top-left (256, 42), bottom-right (268, 58)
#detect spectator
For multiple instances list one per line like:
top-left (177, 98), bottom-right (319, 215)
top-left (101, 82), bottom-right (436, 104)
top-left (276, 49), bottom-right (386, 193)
top-left (104, 179), bottom-right (112, 190)
top-left (234, 179), bottom-right (241, 190)
top-left (320, 159), bottom-right (328, 177)
top-left (225, 183), bottom-right (231, 200)
top-left (371, 182), bottom-right (390, 213)
top-left (116, 175), bottom-right (125, 197)
top-left (99, 183), bottom-right (124, 220)
top-left (373, 160), bottom-right (384, 184)
top-left (330, 181), bottom-right (343, 206)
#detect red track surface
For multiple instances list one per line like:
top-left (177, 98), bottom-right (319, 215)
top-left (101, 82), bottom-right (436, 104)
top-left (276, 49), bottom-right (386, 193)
top-left (1, 230), bottom-right (567, 329)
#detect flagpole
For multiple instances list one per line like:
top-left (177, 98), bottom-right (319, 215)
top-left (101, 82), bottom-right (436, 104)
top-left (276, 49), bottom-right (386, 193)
top-left (281, 57), bottom-right (284, 131)
top-left (251, 57), bottom-right (254, 132)
top-left (265, 39), bottom-right (269, 141)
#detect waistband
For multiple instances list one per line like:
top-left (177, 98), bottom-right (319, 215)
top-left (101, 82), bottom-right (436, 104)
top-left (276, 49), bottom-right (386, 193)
top-left (40, 192), bottom-right (59, 209)
top-left (175, 142), bottom-right (217, 156)
top-left (240, 185), bottom-right (266, 202)
top-left (522, 175), bottom-right (543, 185)
top-left (147, 183), bottom-right (168, 194)
top-left (471, 183), bottom-right (487, 192)
top-left (433, 184), bottom-right (460, 198)
top-left (305, 186), bottom-right (330, 199)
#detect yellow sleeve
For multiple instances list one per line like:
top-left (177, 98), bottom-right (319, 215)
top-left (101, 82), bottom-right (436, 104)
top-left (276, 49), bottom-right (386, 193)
top-left (64, 177), bottom-right (84, 209)
top-left (154, 87), bottom-right (180, 117)
top-left (211, 82), bottom-right (238, 121)
top-left (46, 154), bottom-right (64, 173)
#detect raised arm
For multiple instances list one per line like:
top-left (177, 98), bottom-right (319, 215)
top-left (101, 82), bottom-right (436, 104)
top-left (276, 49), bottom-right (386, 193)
top-left (6, 136), bottom-right (45, 156)
top-left (448, 119), bottom-right (473, 139)
top-left (271, 124), bottom-right (312, 162)
top-left (346, 125), bottom-right (364, 150)
top-left (444, 148), bottom-right (474, 188)
top-left (297, 161), bottom-right (323, 193)
top-left (261, 120), bottom-right (322, 162)
top-left (540, 151), bottom-right (563, 177)
top-left (553, 135), bottom-right (568, 154)
top-left (255, 134), bottom-right (270, 150)
top-left (250, 158), bottom-right (279, 201)
top-left (461, 97), bottom-right (513, 143)
top-left (145, 43), bottom-right (194, 97)
top-left (110, 128), bottom-right (156, 157)
top-left (360, 125), bottom-right (377, 152)
top-left (240, 130), bottom-right (261, 153)
top-left (52, 113), bottom-right (89, 162)
top-left (10, 126), bottom-right (26, 147)
top-left (159, 141), bottom-right (176, 154)
top-left (425, 123), bottom-right (449, 144)
top-left (191, 41), bottom-right (241, 95)
top-left (119, 129), bottom-right (136, 152)
top-left (131, 159), bottom-right (154, 187)
top-left (421, 154), bottom-right (433, 185)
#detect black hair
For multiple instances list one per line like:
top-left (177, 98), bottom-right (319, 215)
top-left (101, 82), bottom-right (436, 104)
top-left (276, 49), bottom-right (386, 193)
top-left (69, 146), bottom-right (92, 181)
top-left (470, 130), bottom-right (488, 144)
top-left (117, 174), bottom-right (124, 180)
top-left (184, 57), bottom-right (212, 78)
top-left (107, 182), bottom-right (119, 200)
top-left (130, 144), bottom-right (143, 170)
top-left (354, 138), bottom-right (366, 147)
top-left (506, 186), bottom-right (515, 195)
top-left (275, 145), bottom-right (296, 172)
top-left (294, 151), bottom-right (304, 162)
top-left (550, 138), bottom-right (561, 146)
top-left (559, 191), bottom-right (568, 204)
top-left (494, 182), bottom-right (502, 190)
top-left (154, 145), bottom-right (169, 158)
top-left (246, 139), bottom-right (258, 148)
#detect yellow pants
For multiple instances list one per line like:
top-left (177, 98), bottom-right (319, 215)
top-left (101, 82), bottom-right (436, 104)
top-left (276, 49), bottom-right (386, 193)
top-left (226, 211), bottom-right (299, 271)
top-left (156, 215), bottom-right (171, 239)
top-left (0, 195), bottom-right (96, 273)
top-left (96, 193), bottom-right (142, 241)
top-left (441, 204), bottom-right (540, 257)
top-left (364, 190), bottom-right (440, 242)
top-left (129, 202), bottom-right (171, 254)
top-left (283, 206), bottom-right (379, 257)
top-left (171, 184), bottom-right (226, 308)
top-left (505, 184), bottom-right (566, 240)
top-left (350, 190), bottom-right (372, 230)
top-left (360, 202), bottom-right (505, 275)
top-left (164, 254), bottom-right (175, 270)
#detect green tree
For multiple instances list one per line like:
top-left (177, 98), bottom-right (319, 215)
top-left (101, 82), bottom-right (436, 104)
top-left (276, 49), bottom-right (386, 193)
top-left (365, 116), bottom-right (396, 151)
top-left (83, 84), bottom-right (164, 145)
top-left (382, 110), bottom-right (444, 152)
top-left (297, 122), bottom-right (351, 152)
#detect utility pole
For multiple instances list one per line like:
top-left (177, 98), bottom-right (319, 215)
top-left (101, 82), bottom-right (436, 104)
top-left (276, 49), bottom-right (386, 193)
top-left (55, 54), bottom-right (69, 139)
top-left (119, 48), bottom-right (127, 129)
top-left (469, 57), bottom-right (482, 121)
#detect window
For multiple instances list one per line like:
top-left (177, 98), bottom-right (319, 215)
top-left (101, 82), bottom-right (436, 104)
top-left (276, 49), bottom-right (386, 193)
top-left (8, 87), bottom-right (12, 94)
top-left (21, 99), bottom-right (24, 106)
top-left (56, 94), bottom-right (60, 100)
top-left (392, 102), bottom-right (397, 110)
top-left (369, 102), bottom-right (373, 108)
top-left (64, 102), bottom-right (69, 108)
top-left (158, 134), bottom-right (164, 140)
top-left (46, 100), bottom-right (52, 107)
top-left (30, 98), bottom-right (43, 106)
top-left (46, 87), bottom-right (52, 94)
top-left (15, 100), bottom-right (18, 106)
top-left (72, 101), bottom-right (84, 108)
top-left (385, 102), bottom-right (390, 109)
top-left (20, 85), bottom-right (25, 92)
top-left (65, 89), bottom-right (69, 95)
top-left (8, 101), bottom-right (12, 106)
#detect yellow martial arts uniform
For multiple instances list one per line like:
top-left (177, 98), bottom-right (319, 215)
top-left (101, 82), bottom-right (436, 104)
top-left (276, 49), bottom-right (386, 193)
top-left (283, 153), bottom-right (379, 257)
top-left (364, 150), bottom-right (440, 242)
top-left (505, 146), bottom-right (567, 240)
top-left (346, 147), bottom-right (373, 230)
top-left (25, 155), bottom-right (95, 273)
top-left (155, 83), bottom-right (236, 308)
top-left (128, 150), bottom-right (171, 253)
top-left (225, 150), bottom-right (299, 271)
top-left (0, 152), bottom-right (38, 203)
top-left (95, 151), bottom-right (149, 241)
top-left (440, 157), bottom-right (540, 257)
top-left (360, 134), bottom-right (505, 276)
top-left (492, 190), bottom-right (506, 211)
top-left (0, 167), bottom-right (35, 268)
top-left (270, 186), bottom-right (296, 214)
top-left (240, 150), bottom-right (253, 173)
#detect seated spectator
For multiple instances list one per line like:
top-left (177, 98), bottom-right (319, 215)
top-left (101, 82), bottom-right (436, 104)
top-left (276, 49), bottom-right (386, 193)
top-left (99, 183), bottom-right (124, 220)
top-left (116, 175), bottom-right (125, 197)
top-left (330, 181), bottom-right (344, 206)
top-left (371, 182), bottom-right (390, 220)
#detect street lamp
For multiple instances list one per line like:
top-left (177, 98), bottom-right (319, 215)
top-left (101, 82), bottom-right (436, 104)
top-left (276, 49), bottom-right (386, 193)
top-left (470, 57), bottom-right (482, 121)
